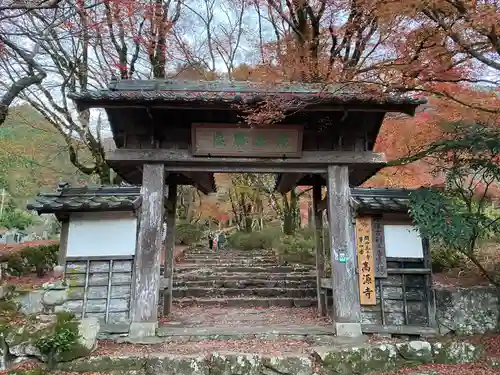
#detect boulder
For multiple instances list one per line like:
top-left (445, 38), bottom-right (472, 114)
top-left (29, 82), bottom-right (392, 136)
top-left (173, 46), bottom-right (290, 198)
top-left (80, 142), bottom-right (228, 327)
top-left (5, 315), bottom-right (99, 363)
top-left (76, 317), bottom-right (100, 357)
top-left (0, 285), bottom-right (9, 300)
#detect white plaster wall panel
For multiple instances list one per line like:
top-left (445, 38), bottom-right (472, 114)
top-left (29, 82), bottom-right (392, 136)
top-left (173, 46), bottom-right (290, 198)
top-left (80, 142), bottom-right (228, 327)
top-left (383, 224), bottom-right (424, 258)
top-left (67, 211), bottom-right (137, 257)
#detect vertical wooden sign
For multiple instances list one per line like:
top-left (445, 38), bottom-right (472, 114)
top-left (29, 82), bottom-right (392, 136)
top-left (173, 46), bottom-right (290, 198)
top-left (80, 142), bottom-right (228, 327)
top-left (373, 217), bottom-right (388, 278)
top-left (356, 216), bottom-right (376, 305)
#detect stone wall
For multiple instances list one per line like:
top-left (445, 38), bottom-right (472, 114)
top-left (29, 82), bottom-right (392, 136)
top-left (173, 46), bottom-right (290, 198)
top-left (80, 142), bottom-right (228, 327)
top-left (435, 286), bottom-right (499, 335)
top-left (55, 340), bottom-right (490, 375)
top-left (11, 283), bottom-right (500, 336)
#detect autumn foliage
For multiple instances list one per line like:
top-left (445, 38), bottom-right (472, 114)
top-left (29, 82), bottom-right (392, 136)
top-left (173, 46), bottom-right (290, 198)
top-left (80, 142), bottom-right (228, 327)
top-left (0, 0), bottom-right (498, 193)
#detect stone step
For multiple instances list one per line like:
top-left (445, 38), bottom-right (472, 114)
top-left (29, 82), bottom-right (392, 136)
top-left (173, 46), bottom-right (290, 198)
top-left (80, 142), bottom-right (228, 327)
top-left (173, 287), bottom-right (317, 298)
top-left (179, 261), bottom-right (279, 267)
top-left (183, 254), bottom-right (277, 261)
top-left (181, 257), bottom-right (277, 263)
top-left (174, 273), bottom-right (317, 281)
top-left (186, 250), bottom-right (276, 256)
top-left (172, 297), bottom-right (317, 308)
top-left (173, 279), bottom-right (316, 288)
top-left (174, 266), bottom-right (314, 274)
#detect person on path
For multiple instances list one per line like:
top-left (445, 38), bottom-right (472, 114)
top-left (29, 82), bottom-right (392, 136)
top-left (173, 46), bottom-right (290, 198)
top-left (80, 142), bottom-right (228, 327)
top-left (208, 231), bottom-right (214, 249)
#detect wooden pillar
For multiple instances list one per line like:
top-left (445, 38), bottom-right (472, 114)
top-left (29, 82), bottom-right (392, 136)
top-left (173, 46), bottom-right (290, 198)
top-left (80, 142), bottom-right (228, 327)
top-left (313, 182), bottom-right (327, 316)
top-left (130, 164), bottom-right (165, 337)
top-left (422, 237), bottom-right (437, 328)
top-left (163, 183), bottom-right (177, 316)
top-left (58, 219), bottom-right (70, 266)
top-left (327, 165), bottom-right (362, 337)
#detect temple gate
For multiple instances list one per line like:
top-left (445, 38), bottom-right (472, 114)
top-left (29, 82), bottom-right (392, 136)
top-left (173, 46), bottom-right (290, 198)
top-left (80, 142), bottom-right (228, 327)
top-left (68, 80), bottom-right (425, 337)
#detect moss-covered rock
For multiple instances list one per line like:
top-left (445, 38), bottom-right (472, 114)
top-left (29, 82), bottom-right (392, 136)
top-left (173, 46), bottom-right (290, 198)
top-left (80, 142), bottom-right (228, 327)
top-left (431, 341), bottom-right (483, 364)
top-left (262, 355), bottom-right (313, 375)
top-left (435, 287), bottom-right (499, 335)
top-left (56, 356), bottom-right (148, 372)
top-left (318, 343), bottom-right (399, 374)
top-left (487, 358), bottom-right (500, 368)
top-left (209, 353), bottom-right (262, 375)
top-left (148, 355), bottom-right (209, 375)
top-left (40, 339), bottom-right (488, 375)
top-left (396, 341), bottom-right (433, 364)
top-left (4, 313), bottom-right (99, 365)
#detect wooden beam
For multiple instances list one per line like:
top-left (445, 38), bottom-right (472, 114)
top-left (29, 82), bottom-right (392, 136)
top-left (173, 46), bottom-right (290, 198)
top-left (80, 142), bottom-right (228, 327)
top-left (107, 149), bottom-right (386, 171)
top-left (181, 172), bottom-right (215, 194)
top-left (130, 164), bottom-right (165, 337)
top-left (327, 165), bottom-right (362, 337)
top-left (96, 103), bottom-right (419, 116)
top-left (317, 196), bottom-right (360, 213)
top-left (276, 173), bottom-right (306, 194)
top-left (313, 183), bottom-right (327, 316)
top-left (163, 184), bottom-right (177, 316)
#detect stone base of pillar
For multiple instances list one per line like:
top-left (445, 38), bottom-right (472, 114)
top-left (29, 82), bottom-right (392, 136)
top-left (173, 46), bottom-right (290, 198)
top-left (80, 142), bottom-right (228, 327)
top-left (335, 322), bottom-right (363, 337)
top-left (129, 321), bottom-right (157, 338)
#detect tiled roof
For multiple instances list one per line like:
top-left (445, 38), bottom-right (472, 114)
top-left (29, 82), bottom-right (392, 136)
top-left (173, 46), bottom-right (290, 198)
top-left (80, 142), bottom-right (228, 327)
top-left (68, 79), bottom-right (426, 110)
top-left (27, 184), bottom-right (142, 214)
top-left (351, 188), bottom-right (414, 212)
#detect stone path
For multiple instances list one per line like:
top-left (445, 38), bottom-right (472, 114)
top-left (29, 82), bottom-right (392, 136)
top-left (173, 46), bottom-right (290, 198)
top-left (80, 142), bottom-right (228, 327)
top-left (172, 247), bottom-right (319, 308)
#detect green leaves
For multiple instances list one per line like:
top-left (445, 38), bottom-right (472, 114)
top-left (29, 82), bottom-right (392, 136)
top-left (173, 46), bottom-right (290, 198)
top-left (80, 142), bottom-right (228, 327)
top-left (403, 121), bottom-right (499, 272)
top-left (409, 189), bottom-right (478, 252)
top-left (0, 208), bottom-right (37, 230)
top-left (35, 312), bottom-right (80, 369)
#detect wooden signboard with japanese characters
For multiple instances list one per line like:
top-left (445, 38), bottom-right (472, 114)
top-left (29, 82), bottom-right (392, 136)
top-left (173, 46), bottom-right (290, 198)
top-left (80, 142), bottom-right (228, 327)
top-left (373, 217), bottom-right (388, 278)
top-left (356, 216), bottom-right (376, 305)
top-left (191, 123), bottom-right (303, 158)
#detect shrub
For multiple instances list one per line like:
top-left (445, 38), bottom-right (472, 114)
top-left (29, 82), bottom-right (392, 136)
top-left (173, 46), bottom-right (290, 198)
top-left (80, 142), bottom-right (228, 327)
top-left (297, 226), bottom-right (316, 241)
top-left (175, 222), bottom-right (204, 245)
top-left (228, 228), bottom-right (278, 251)
top-left (431, 245), bottom-right (464, 273)
top-left (5, 253), bottom-right (26, 276)
top-left (0, 243), bottom-right (59, 277)
top-left (273, 234), bottom-right (315, 265)
top-left (35, 312), bottom-right (81, 368)
top-left (22, 244), bottom-right (59, 277)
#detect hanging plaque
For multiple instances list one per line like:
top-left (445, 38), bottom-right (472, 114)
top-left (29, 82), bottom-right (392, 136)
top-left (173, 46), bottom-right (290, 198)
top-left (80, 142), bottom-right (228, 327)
top-left (191, 123), bottom-right (303, 157)
top-left (356, 216), bottom-right (376, 305)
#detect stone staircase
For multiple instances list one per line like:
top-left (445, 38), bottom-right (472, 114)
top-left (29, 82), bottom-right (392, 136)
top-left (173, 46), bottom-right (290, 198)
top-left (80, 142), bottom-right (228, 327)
top-left (172, 247), bottom-right (318, 308)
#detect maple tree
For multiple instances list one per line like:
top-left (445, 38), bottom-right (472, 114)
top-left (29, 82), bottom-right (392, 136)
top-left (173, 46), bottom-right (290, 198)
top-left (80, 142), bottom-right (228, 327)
top-left (401, 122), bottom-right (500, 288)
top-left (0, 0), bottom-right (497, 198)
top-left (0, 0), bottom-right (68, 126)
top-left (0, 0), bottom-right (182, 183)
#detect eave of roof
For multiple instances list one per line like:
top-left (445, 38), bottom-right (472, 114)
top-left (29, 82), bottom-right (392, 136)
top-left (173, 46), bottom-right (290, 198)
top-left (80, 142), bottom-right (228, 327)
top-left (68, 79), bottom-right (427, 114)
top-left (351, 187), bottom-right (417, 212)
top-left (27, 184), bottom-right (142, 215)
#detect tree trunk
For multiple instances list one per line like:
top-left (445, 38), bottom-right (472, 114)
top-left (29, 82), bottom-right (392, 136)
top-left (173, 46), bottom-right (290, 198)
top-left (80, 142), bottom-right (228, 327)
top-left (244, 216), bottom-right (253, 232)
top-left (282, 189), bottom-right (298, 235)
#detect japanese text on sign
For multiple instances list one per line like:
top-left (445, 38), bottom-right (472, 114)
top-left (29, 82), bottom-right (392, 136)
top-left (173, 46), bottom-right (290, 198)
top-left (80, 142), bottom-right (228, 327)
top-left (356, 216), bottom-right (376, 305)
top-left (192, 123), bottom-right (303, 158)
top-left (373, 218), bottom-right (388, 278)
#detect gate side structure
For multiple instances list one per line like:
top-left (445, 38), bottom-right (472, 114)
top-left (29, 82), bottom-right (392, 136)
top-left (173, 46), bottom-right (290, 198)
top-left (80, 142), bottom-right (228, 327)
top-left (69, 80), bottom-right (425, 337)
top-left (316, 188), bottom-right (437, 336)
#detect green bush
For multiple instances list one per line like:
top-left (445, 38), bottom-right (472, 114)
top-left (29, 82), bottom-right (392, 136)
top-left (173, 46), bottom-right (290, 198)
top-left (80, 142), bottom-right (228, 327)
top-left (273, 234), bottom-right (315, 265)
top-left (297, 226), bottom-right (316, 241)
top-left (22, 244), bottom-right (59, 277)
top-left (484, 204), bottom-right (500, 240)
top-left (228, 228), bottom-right (278, 250)
top-left (5, 253), bottom-right (26, 276)
top-left (0, 243), bottom-right (59, 277)
top-left (431, 245), bottom-right (464, 273)
top-left (35, 312), bottom-right (81, 368)
top-left (175, 222), bottom-right (204, 245)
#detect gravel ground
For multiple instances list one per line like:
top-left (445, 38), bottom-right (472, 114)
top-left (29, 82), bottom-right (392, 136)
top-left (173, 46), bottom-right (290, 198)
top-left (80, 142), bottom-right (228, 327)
top-left (159, 306), bottom-right (332, 328)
